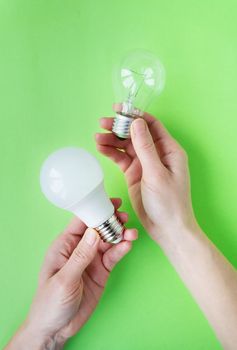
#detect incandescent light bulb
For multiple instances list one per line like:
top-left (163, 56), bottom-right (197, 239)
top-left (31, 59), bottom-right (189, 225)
top-left (112, 49), bottom-right (165, 139)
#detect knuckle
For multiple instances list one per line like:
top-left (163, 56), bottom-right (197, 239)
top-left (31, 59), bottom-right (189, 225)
top-left (178, 147), bottom-right (188, 160)
top-left (63, 237), bottom-right (75, 255)
top-left (158, 168), bottom-right (169, 181)
top-left (142, 140), bottom-right (154, 152)
top-left (73, 247), bottom-right (88, 264)
top-left (54, 274), bottom-right (67, 292)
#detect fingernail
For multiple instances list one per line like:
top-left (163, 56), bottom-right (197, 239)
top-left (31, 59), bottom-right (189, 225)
top-left (131, 118), bottom-right (146, 137)
top-left (85, 229), bottom-right (98, 246)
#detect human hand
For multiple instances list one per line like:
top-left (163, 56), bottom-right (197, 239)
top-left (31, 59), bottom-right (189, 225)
top-left (96, 104), bottom-right (198, 243)
top-left (96, 106), bottom-right (237, 350)
top-left (6, 198), bottom-right (137, 349)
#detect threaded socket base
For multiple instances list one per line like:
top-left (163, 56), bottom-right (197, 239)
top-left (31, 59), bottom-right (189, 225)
top-left (112, 113), bottom-right (135, 139)
top-left (95, 214), bottom-right (124, 244)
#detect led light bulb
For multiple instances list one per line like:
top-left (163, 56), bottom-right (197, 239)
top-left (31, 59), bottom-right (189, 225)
top-left (112, 49), bottom-right (165, 139)
top-left (40, 147), bottom-right (124, 244)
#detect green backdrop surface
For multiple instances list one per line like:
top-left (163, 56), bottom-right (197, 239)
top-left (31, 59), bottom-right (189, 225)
top-left (0, 1), bottom-right (237, 349)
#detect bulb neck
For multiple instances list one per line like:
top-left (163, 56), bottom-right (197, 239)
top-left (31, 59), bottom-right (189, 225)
top-left (95, 214), bottom-right (124, 244)
top-left (112, 113), bottom-right (136, 139)
top-left (112, 102), bottom-right (144, 139)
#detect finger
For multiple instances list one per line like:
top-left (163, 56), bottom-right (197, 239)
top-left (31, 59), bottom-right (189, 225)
top-left (111, 198), bottom-right (122, 210)
top-left (98, 211), bottom-right (129, 254)
top-left (99, 226), bottom-right (137, 254)
top-left (59, 228), bottom-right (100, 285)
top-left (95, 132), bottom-right (130, 149)
top-left (39, 233), bottom-right (81, 285)
top-left (99, 240), bottom-right (113, 253)
top-left (99, 113), bottom-right (155, 133)
top-left (147, 119), bottom-right (187, 173)
top-left (117, 211), bottom-right (128, 223)
top-left (113, 103), bottom-right (123, 112)
top-left (123, 228), bottom-right (138, 241)
top-left (40, 200), bottom-right (125, 285)
top-left (96, 144), bottom-right (131, 172)
top-left (63, 217), bottom-right (86, 236)
top-left (131, 118), bottom-right (164, 178)
top-left (100, 107), bottom-right (184, 174)
top-left (102, 241), bottom-right (132, 272)
top-left (101, 103), bottom-right (156, 132)
top-left (63, 198), bottom-right (122, 238)
top-left (113, 103), bottom-right (156, 124)
top-left (99, 117), bottom-right (114, 131)
top-left (111, 106), bottom-right (182, 161)
top-left (87, 233), bottom-right (136, 288)
top-left (149, 119), bottom-right (178, 151)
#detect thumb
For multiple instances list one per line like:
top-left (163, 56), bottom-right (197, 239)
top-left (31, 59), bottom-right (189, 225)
top-left (131, 118), bottom-right (163, 177)
top-left (60, 228), bottom-right (100, 285)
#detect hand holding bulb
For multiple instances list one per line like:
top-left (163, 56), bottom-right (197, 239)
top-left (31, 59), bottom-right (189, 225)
top-left (6, 147), bottom-right (138, 349)
top-left (5, 199), bottom-right (137, 349)
top-left (96, 106), bottom-right (194, 242)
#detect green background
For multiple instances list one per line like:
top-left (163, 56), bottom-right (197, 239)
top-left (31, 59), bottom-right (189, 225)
top-left (0, 0), bottom-right (236, 349)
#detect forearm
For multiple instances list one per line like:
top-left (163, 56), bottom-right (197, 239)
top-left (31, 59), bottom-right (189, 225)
top-left (5, 322), bottom-right (66, 350)
top-left (157, 224), bottom-right (237, 350)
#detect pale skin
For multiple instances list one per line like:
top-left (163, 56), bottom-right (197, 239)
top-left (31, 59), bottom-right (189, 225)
top-left (5, 199), bottom-right (138, 349)
top-left (95, 104), bottom-right (237, 350)
top-left (6, 105), bottom-right (237, 349)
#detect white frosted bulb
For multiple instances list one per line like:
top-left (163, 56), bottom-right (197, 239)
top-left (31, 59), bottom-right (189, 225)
top-left (112, 49), bottom-right (165, 139)
top-left (40, 147), bottom-right (124, 244)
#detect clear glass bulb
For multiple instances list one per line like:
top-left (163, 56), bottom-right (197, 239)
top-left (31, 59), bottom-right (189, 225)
top-left (40, 147), bottom-right (124, 244)
top-left (112, 49), bottom-right (165, 139)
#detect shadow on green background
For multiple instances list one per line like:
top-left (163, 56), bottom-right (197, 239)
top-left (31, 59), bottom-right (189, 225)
top-left (1, 0), bottom-right (236, 349)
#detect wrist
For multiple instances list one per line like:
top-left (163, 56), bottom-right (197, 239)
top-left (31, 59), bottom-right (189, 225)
top-left (6, 321), bottom-right (66, 350)
top-left (152, 217), bottom-right (202, 250)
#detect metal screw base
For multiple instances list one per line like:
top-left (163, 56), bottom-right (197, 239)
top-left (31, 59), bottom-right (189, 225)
top-left (112, 113), bottom-right (136, 139)
top-left (95, 214), bottom-right (124, 244)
